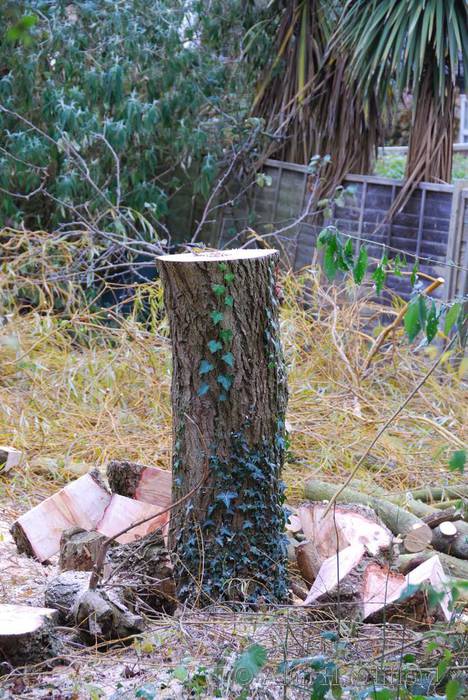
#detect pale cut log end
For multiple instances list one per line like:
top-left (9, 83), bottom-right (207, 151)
top-left (96, 494), bottom-right (169, 544)
top-left (0, 445), bottom-right (22, 474)
top-left (0, 604), bottom-right (60, 668)
top-left (403, 523), bottom-right (433, 553)
top-left (157, 249), bottom-right (278, 263)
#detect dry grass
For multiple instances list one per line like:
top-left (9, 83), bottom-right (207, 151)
top-left (0, 263), bottom-right (466, 517)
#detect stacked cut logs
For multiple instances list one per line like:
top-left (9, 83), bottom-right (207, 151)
top-left (287, 479), bottom-right (467, 623)
top-left (3, 461), bottom-right (175, 666)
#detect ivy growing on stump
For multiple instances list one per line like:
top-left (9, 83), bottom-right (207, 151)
top-left (157, 249), bottom-right (289, 606)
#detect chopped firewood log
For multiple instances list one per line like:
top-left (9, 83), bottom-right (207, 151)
top-left (0, 446), bottom-right (22, 474)
top-left (11, 472), bottom-right (168, 562)
top-left (298, 502), bottom-right (392, 558)
top-left (295, 540), bottom-right (322, 585)
top-left (0, 604), bottom-right (61, 667)
top-left (45, 530), bottom-right (176, 632)
top-left (304, 480), bottom-right (432, 553)
top-left (364, 555), bottom-right (452, 623)
top-left (285, 512), bottom-right (302, 534)
top-left (59, 528), bottom-right (108, 572)
top-left (73, 588), bottom-right (144, 642)
top-left (45, 570), bottom-right (91, 625)
top-left (107, 460), bottom-right (172, 509)
top-left (302, 545), bottom-right (452, 623)
top-left (11, 471), bottom-right (111, 561)
top-left (398, 551), bottom-right (468, 579)
top-left (303, 543), bottom-right (368, 610)
top-left (431, 521), bottom-right (468, 560)
top-left (97, 494), bottom-right (169, 544)
top-left (403, 523), bottom-right (434, 553)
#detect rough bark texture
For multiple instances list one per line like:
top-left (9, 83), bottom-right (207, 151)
top-left (431, 521), bottom-right (468, 560)
top-left (45, 570), bottom-right (91, 625)
top-left (0, 605), bottom-right (61, 669)
top-left (157, 250), bottom-right (289, 605)
top-left (59, 527), bottom-right (107, 572)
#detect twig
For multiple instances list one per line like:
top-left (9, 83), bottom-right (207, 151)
top-left (320, 334), bottom-right (458, 521)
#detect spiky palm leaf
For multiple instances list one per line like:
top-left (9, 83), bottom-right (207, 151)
top-left (339, 0), bottom-right (468, 183)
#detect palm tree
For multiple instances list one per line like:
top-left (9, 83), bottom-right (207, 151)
top-left (249, 1), bottom-right (383, 197)
top-left (339, 0), bottom-right (467, 184)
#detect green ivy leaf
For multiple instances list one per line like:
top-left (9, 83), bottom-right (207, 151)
top-left (210, 310), bottom-right (224, 325)
top-left (224, 272), bottom-right (235, 284)
top-left (353, 246), bottom-right (368, 285)
top-left (343, 237), bottom-right (354, 269)
top-left (224, 295), bottom-right (234, 307)
top-left (445, 679), bottom-right (462, 700)
top-left (218, 263), bottom-right (227, 272)
top-left (448, 449), bottom-right (466, 473)
top-left (197, 383), bottom-right (210, 397)
top-left (199, 360), bottom-right (214, 375)
top-left (404, 298), bottom-right (422, 341)
top-left (444, 302), bottom-right (461, 335)
top-left (222, 352), bottom-right (234, 367)
top-left (219, 328), bottom-right (233, 344)
top-left (233, 644), bottom-right (267, 686)
top-left (217, 374), bottom-right (233, 391)
top-left (426, 301), bottom-right (438, 343)
top-left (207, 339), bottom-right (222, 353)
top-left (212, 284), bottom-right (226, 297)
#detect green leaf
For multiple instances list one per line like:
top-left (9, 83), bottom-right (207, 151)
top-left (222, 352), bottom-right (234, 367)
top-left (233, 644), bottom-right (267, 686)
top-left (224, 295), bottom-right (234, 307)
top-left (224, 272), bottom-right (235, 284)
top-left (448, 449), bottom-right (466, 473)
top-left (323, 238), bottom-right (338, 280)
top-left (372, 264), bottom-right (386, 295)
top-left (219, 328), bottom-right (233, 344)
top-left (444, 302), bottom-right (461, 335)
top-left (207, 339), bottom-right (222, 353)
top-left (218, 263), bottom-right (227, 272)
top-left (404, 298), bottom-right (422, 341)
top-left (210, 310), bottom-right (224, 325)
top-left (425, 301), bottom-right (438, 343)
top-left (217, 374), bottom-right (233, 391)
top-left (353, 246), bottom-right (368, 284)
top-left (173, 666), bottom-right (189, 682)
top-left (197, 383), bottom-right (210, 397)
top-left (418, 295), bottom-right (427, 327)
top-left (212, 284), bottom-right (226, 297)
top-left (446, 679), bottom-right (462, 700)
top-left (199, 360), bottom-right (214, 375)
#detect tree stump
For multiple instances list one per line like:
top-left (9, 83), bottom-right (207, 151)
top-left (59, 527), bottom-right (108, 572)
top-left (157, 249), bottom-right (289, 605)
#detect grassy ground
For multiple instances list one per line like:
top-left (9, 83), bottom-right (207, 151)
top-left (0, 266), bottom-right (466, 699)
top-left (374, 152), bottom-right (468, 181)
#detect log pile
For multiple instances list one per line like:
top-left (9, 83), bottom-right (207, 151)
top-left (286, 478), bottom-right (467, 623)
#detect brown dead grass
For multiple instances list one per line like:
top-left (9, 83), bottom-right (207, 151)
top-left (0, 265), bottom-right (466, 516)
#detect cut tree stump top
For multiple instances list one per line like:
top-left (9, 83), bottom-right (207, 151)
top-left (157, 249), bottom-right (278, 263)
top-left (0, 604), bottom-right (58, 635)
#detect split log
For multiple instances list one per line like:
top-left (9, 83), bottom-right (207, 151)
top-left (59, 528), bottom-right (108, 572)
top-left (298, 503), bottom-right (392, 558)
top-left (11, 472), bottom-right (168, 562)
top-left (303, 547), bottom-right (452, 623)
top-left (0, 604), bottom-right (60, 667)
top-left (304, 480), bottom-right (432, 553)
top-left (295, 540), bottom-right (322, 585)
top-left (431, 520), bottom-right (468, 560)
top-left (45, 530), bottom-right (176, 631)
top-left (107, 460), bottom-right (172, 509)
top-left (157, 249), bottom-right (289, 605)
top-left (73, 589), bottom-right (144, 642)
top-left (398, 551), bottom-right (468, 579)
top-left (0, 446), bottom-right (22, 475)
top-left (11, 471), bottom-right (111, 561)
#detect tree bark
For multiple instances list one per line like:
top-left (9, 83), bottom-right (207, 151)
top-left (157, 249), bottom-right (289, 605)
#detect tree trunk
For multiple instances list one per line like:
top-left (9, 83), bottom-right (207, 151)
top-left (406, 66), bottom-right (455, 184)
top-left (157, 249), bottom-right (289, 605)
